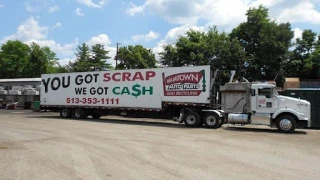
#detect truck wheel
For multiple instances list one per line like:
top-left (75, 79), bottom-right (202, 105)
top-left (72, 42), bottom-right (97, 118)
top-left (203, 112), bottom-right (220, 129)
top-left (73, 108), bottom-right (85, 119)
top-left (183, 111), bottom-right (200, 127)
top-left (60, 108), bottom-right (71, 118)
top-left (276, 115), bottom-right (296, 133)
top-left (92, 113), bottom-right (101, 119)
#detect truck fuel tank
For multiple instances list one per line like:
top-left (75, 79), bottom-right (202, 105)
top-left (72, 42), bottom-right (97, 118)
top-left (227, 113), bottom-right (251, 124)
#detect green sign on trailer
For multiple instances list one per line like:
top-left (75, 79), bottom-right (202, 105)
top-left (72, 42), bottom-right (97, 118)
top-left (281, 88), bottom-right (320, 128)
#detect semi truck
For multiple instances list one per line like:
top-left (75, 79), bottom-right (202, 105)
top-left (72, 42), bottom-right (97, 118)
top-left (40, 65), bottom-right (311, 133)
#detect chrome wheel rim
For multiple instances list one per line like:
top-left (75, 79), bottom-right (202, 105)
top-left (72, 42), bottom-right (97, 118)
top-left (62, 110), bottom-right (68, 117)
top-left (186, 115), bottom-right (196, 125)
top-left (206, 115), bottom-right (217, 126)
top-left (280, 119), bottom-right (292, 130)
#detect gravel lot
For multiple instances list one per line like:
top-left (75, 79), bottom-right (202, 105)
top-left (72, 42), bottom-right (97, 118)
top-left (0, 109), bottom-right (320, 180)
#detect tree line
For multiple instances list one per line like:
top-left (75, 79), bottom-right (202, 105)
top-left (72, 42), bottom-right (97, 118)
top-left (0, 40), bottom-right (115, 78)
top-left (160, 6), bottom-right (320, 84)
top-left (0, 5), bottom-right (319, 85)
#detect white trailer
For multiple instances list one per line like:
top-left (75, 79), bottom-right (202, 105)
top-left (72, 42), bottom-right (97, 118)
top-left (40, 65), bottom-right (311, 133)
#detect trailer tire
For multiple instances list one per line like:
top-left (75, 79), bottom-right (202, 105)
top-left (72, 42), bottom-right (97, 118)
top-left (73, 108), bottom-right (85, 119)
top-left (183, 111), bottom-right (201, 127)
top-left (203, 112), bottom-right (220, 129)
top-left (60, 108), bottom-right (71, 118)
top-left (276, 115), bottom-right (296, 133)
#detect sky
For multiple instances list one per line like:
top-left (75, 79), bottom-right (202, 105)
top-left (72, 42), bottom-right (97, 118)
top-left (0, 0), bottom-right (320, 67)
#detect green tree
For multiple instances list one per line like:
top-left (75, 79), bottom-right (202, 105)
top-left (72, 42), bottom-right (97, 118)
top-left (42, 46), bottom-right (59, 74)
top-left (25, 43), bottom-right (50, 77)
top-left (0, 40), bottom-right (30, 78)
top-left (285, 29), bottom-right (320, 78)
top-left (28, 42), bottom-right (46, 77)
top-left (53, 64), bottom-right (69, 73)
top-left (159, 27), bottom-right (247, 74)
top-left (159, 44), bottom-right (179, 67)
top-left (73, 43), bottom-right (112, 72)
top-left (205, 27), bottom-right (247, 73)
top-left (26, 43), bottom-right (59, 77)
top-left (304, 46), bottom-right (320, 78)
top-left (61, 60), bottom-right (77, 73)
top-left (90, 44), bottom-right (112, 71)
top-left (73, 43), bottom-right (91, 72)
top-left (174, 29), bottom-right (207, 66)
top-left (230, 5), bottom-right (294, 81)
top-left (117, 45), bottom-right (157, 69)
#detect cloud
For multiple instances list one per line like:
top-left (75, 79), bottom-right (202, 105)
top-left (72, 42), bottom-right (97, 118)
top-left (153, 24), bottom-right (205, 60)
top-left (1, 16), bottom-right (48, 43)
top-left (125, 0), bottom-right (249, 27)
top-left (250, 0), bottom-right (284, 7)
top-left (129, 0), bottom-right (320, 61)
top-left (25, 2), bottom-right (37, 12)
top-left (77, 0), bottom-right (107, 8)
top-left (131, 31), bottom-right (160, 42)
top-left (162, 24), bottom-right (205, 44)
top-left (126, 0), bottom-right (320, 30)
top-left (48, 5), bottom-right (59, 13)
top-left (25, 1), bottom-right (60, 13)
top-left (52, 22), bottom-right (62, 29)
top-left (87, 34), bottom-right (112, 46)
top-left (75, 8), bottom-right (84, 16)
top-left (293, 28), bottom-right (303, 41)
top-left (27, 39), bottom-right (79, 58)
top-left (0, 16), bottom-right (79, 66)
top-left (0, 16), bottom-right (117, 67)
top-left (276, 1), bottom-right (320, 24)
top-left (125, 2), bottom-right (144, 16)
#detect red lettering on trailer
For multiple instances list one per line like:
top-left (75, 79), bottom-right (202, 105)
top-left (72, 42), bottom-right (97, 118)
top-left (103, 71), bottom-right (156, 82)
top-left (146, 71), bottom-right (156, 80)
top-left (132, 72), bottom-right (143, 81)
top-left (123, 72), bottom-right (131, 81)
top-left (113, 73), bottom-right (121, 81)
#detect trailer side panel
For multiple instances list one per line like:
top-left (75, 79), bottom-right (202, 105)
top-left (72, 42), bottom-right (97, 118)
top-left (40, 66), bottom-right (211, 109)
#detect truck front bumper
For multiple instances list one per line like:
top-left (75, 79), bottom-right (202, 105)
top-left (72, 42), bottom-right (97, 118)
top-left (299, 113), bottom-right (311, 128)
top-left (306, 118), bottom-right (311, 128)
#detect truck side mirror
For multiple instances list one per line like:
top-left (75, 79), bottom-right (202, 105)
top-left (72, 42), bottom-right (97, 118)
top-left (251, 89), bottom-right (255, 96)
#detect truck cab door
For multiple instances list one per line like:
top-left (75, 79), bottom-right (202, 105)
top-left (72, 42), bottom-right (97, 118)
top-left (256, 87), bottom-right (275, 113)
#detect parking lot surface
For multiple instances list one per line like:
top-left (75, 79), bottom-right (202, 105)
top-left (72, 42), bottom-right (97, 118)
top-left (1, 109), bottom-right (320, 180)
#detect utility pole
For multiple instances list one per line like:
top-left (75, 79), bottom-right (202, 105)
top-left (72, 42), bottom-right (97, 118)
top-left (115, 42), bottom-right (121, 70)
